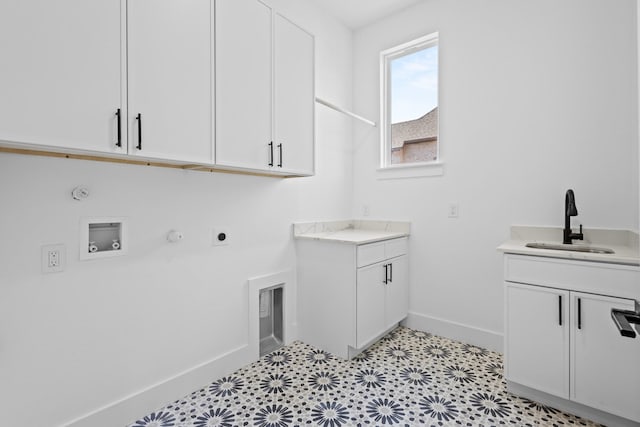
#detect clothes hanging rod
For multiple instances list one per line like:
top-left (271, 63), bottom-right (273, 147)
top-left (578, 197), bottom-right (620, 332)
top-left (315, 97), bottom-right (376, 127)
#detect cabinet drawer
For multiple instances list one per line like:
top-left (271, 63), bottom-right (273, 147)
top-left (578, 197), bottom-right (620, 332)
top-left (385, 238), bottom-right (408, 259)
top-left (504, 254), bottom-right (640, 299)
top-left (357, 242), bottom-right (385, 268)
top-left (357, 238), bottom-right (408, 268)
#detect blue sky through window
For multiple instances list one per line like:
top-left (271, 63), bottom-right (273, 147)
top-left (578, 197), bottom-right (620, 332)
top-left (390, 45), bottom-right (438, 124)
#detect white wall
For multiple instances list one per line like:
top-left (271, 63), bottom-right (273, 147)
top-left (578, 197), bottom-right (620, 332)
top-left (0, 2), bottom-right (353, 426)
top-left (352, 0), bottom-right (639, 348)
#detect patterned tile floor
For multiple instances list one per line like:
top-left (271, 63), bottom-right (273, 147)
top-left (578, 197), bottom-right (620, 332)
top-left (127, 327), bottom-right (601, 427)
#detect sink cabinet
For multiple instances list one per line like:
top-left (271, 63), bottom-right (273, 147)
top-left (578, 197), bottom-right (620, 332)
top-left (571, 292), bottom-right (639, 420)
top-left (504, 254), bottom-right (640, 425)
top-left (297, 237), bottom-right (409, 359)
top-left (506, 283), bottom-right (570, 398)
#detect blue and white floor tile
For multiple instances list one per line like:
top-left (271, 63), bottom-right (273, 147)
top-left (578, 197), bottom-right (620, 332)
top-left (127, 326), bottom-right (601, 427)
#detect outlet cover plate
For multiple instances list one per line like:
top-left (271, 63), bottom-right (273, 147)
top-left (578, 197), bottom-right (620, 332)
top-left (448, 203), bottom-right (459, 218)
top-left (42, 244), bottom-right (65, 273)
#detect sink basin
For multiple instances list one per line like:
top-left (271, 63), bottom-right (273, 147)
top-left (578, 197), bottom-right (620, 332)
top-left (526, 242), bottom-right (615, 254)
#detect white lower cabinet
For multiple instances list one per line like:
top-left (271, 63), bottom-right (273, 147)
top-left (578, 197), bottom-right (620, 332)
top-left (297, 237), bottom-right (409, 359)
top-left (356, 255), bottom-right (408, 348)
top-left (506, 283), bottom-right (570, 398)
top-left (570, 292), bottom-right (639, 420)
top-left (504, 254), bottom-right (640, 424)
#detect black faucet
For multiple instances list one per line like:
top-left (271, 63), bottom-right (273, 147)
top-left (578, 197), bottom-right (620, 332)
top-left (563, 189), bottom-right (584, 244)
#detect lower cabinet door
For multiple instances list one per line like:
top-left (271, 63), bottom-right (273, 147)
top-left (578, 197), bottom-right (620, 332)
top-left (385, 255), bottom-right (408, 328)
top-left (505, 283), bottom-right (570, 398)
top-left (571, 292), bottom-right (640, 422)
top-left (356, 262), bottom-right (386, 348)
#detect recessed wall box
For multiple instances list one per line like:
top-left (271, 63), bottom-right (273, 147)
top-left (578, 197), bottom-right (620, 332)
top-left (80, 217), bottom-right (128, 260)
top-left (212, 227), bottom-right (231, 246)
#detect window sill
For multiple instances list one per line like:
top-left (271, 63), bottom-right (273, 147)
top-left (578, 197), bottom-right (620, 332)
top-left (376, 162), bottom-right (444, 180)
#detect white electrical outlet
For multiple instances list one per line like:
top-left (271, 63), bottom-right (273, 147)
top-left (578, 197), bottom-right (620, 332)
top-left (42, 244), bottom-right (65, 273)
top-left (448, 203), bottom-right (459, 218)
top-left (212, 228), bottom-right (231, 246)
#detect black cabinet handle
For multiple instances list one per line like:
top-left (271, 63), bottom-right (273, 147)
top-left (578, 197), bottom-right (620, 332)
top-left (577, 298), bottom-right (582, 330)
top-left (115, 108), bottom-right (121, 147)
top-left (136, 113), bottom-right (142, 150)
top-left (383, 264), bottom-right (388, 284)
top-left (389, 262), bottom-right (393, 283)
top-left (277, 143), bottom-right (283, 167)
top-left (268, 142), bottom-right (274, 167)
top-left (558, 295), bottom-right (562, 326)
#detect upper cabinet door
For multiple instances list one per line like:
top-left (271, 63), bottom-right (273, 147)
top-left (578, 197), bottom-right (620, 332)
top-left (0, 0), bottom-right (124, 153)
top-left (127, 0), bottom-right (213, 163)
top-left (274, 14), bottom-right (315, 175)
top-left (215, 0), bottom-right (272, 171)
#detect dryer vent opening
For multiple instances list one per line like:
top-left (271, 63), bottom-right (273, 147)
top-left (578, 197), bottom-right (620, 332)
top-left (259, 286), bottom-right (284, 356)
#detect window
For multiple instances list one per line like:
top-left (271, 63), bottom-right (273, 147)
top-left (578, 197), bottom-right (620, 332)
top-left (380, 33), bottom-right (439, 170)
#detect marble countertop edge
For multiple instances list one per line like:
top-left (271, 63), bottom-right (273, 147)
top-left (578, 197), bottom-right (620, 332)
top-left (293, 219), bottom-right (411, 244)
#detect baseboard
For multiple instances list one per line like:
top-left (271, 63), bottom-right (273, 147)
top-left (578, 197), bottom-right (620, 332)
top-left (63, 344), bottom-right (251, 427)
top-left (507, 381), bottom-right (640, 427)
top-left (402, 311), bottom-right (503, 353)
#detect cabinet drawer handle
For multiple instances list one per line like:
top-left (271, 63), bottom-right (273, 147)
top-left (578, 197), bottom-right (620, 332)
top-left (268, 142), bottom-right (274, 167)
top-left (277, 143), bottom-right (283, 168)
top-left (389, 262), bottom-right (393, 283)
top-left (136, 113), bottom-right (142, 150)
top-left (558, 295), bottom-right (562, 326)
top-left (383, 264), bottom-right (388, 284)
top-left (115, 108), bottom-right (122, 147)
top-left (577, 297), bottom-right (582, 330)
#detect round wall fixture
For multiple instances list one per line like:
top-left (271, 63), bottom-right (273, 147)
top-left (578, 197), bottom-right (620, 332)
top-left (72, 186), bottom-right (90, 201)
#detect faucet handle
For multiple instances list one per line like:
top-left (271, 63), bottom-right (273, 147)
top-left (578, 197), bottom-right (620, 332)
top-left (579, 224), bottom-right (582, 234)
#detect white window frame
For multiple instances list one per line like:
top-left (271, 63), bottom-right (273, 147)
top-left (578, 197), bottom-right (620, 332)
top-left (379, 32), bottom-right (442, 179)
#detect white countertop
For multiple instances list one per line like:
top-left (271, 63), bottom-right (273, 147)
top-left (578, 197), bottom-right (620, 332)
top-left (497, 226), bottom-right (640, 266)
top-left (293, 219), bottom-right (410, 244)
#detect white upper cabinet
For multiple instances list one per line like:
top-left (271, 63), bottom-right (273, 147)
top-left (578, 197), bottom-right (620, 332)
top-left (273, 14), bottom-right (315, 175)
top-left (215, 0), bottom-right (315, 175)
top-left (1, 0), bottom-right (313, 176)
top-left (0, 0), bottom-right (124, 153)
top-left (127, 0), bottom-right (213, 163)
top-left (215, 0), bottom-right (272, 171)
